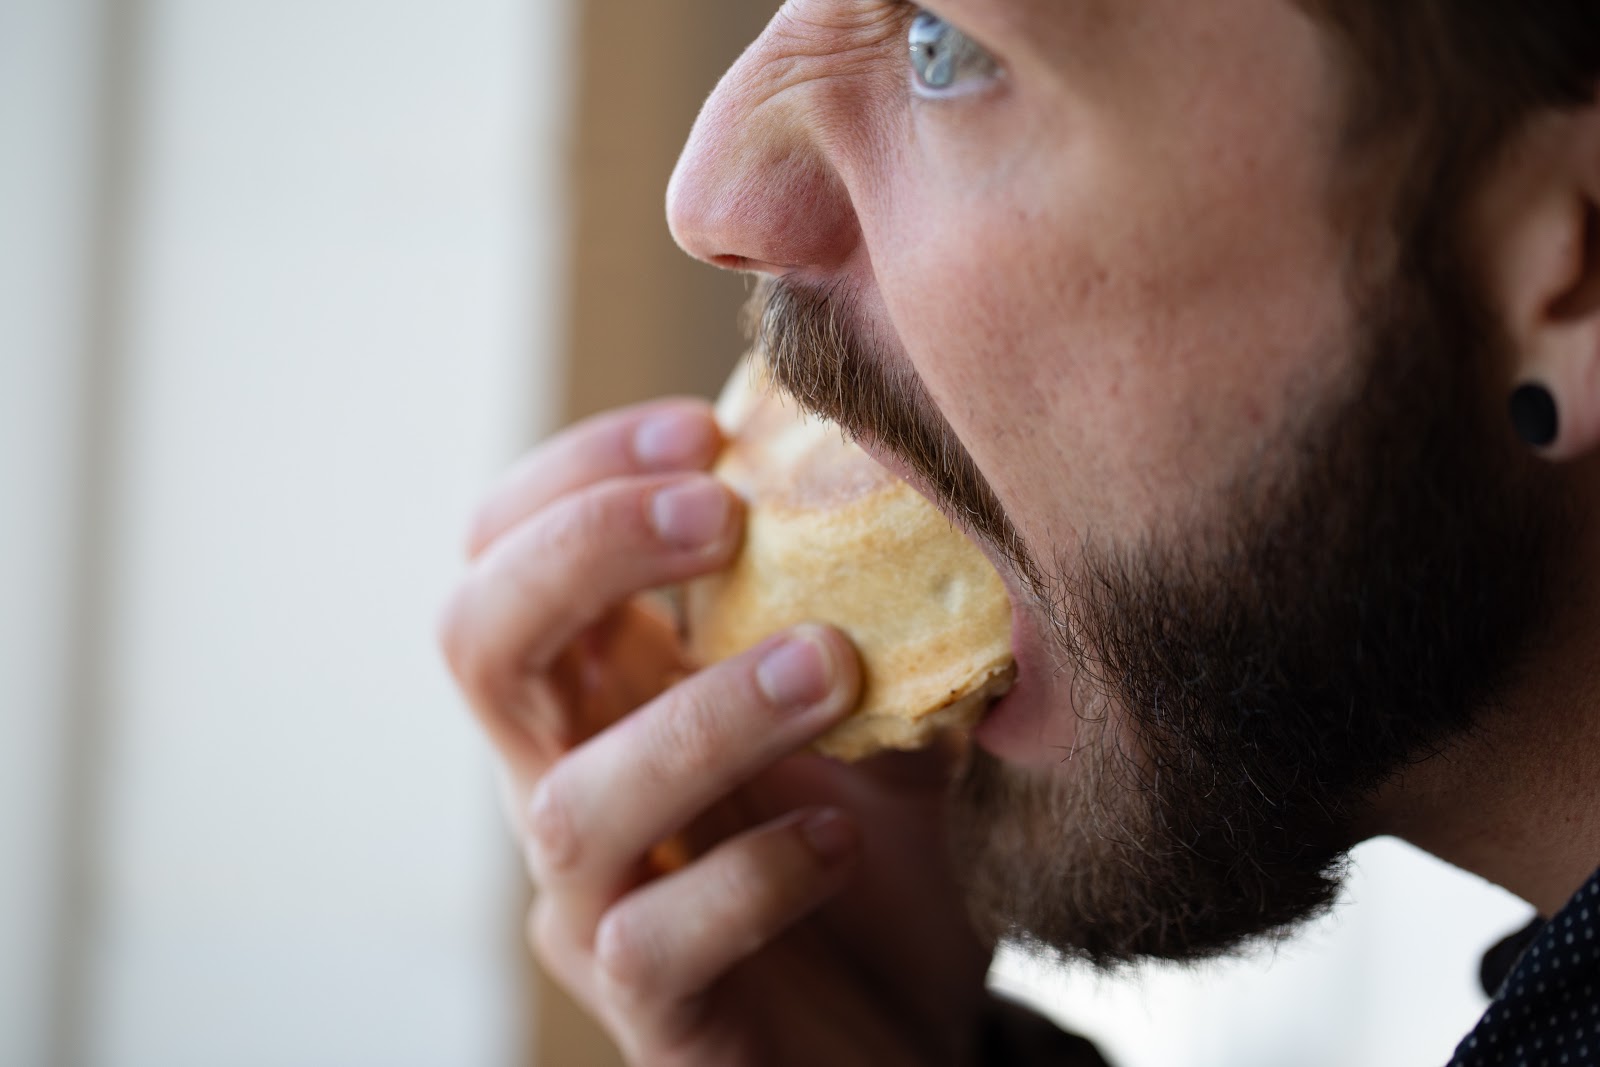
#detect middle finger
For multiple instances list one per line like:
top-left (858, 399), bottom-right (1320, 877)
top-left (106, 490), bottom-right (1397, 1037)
top-left (522, 625), bottom-right (861, 906)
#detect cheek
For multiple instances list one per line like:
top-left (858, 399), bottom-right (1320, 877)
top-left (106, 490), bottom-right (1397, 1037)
top-left (873, 152), bottom-right (1353, 559)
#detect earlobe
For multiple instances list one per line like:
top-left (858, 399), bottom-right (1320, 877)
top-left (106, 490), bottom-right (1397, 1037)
top-left (1506, 203), bottom-right (1600, 461)
top-left (1508, 349), bottom-right (1600, 461)
top-left (1483, 111), bottom-right (1600, 461)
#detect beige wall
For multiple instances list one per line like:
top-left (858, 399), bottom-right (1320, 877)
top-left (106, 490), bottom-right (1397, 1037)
top-left (559, 0), bottom-right (773, 420)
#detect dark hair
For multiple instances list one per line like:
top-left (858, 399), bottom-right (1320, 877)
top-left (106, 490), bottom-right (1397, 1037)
top-left (1302, 3), bottom-right (1600, 249)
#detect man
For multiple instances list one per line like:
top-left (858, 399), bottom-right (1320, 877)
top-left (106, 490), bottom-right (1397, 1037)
top-left (438, 2), bottom-right (1600, 1063)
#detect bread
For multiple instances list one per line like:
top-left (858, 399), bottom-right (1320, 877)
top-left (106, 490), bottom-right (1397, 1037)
top-left (682, 360), bottom-right (1016, 761)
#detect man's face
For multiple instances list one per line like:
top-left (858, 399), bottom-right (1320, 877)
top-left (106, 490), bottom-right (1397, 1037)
top-left (674, 0), bottom-right (1351, 592)
top-left (669, 1), bottom-right (1560, 963)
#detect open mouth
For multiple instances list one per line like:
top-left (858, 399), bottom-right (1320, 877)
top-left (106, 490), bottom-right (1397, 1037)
top-left (967, 602), bottom-right (1085, 768)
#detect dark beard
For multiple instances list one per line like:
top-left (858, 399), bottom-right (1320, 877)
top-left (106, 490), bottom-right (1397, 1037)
top-left (950, 244), bottom-right (1566, 967)
top-left (749, 237), bottom-right (1566, 967)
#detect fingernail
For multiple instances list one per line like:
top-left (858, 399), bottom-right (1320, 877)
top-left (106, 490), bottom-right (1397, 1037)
top-left (635, 409), bottom-right (715, 469)
top-left (650, 479), bottom-right (731, 550)
top-left (756, 629), bottom-right (835, 710)
top-left (800, 808), bottom-right (858, 863)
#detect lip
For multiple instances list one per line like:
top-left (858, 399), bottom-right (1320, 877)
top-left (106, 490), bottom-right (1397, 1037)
top-left (969, 602), bottom-right (1085, 767)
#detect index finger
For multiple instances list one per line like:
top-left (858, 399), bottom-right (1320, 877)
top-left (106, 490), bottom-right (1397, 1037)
top-left (467, 398), bottom-right (723, 558)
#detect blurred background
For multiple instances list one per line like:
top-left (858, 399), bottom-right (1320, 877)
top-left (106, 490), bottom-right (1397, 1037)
top-left (1, 1), bottom-right (1534, 1065)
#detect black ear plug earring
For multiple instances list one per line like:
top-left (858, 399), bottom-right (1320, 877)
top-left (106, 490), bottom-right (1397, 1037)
top-left (1509, 383), bottom-right (1559, 448)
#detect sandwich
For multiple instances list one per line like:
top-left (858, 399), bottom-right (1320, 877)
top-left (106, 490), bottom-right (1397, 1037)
top-left (681, 359), bottom-right (1016, 761)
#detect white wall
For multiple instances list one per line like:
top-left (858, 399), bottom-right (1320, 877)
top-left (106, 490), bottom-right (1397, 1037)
top-left (1, 1), bottom-right (572, 1064)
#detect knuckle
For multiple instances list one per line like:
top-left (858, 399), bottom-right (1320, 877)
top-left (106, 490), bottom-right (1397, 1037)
top-left (711, 844), bottom-right (782, 919)
top-left (527, 900), bottom-right (588, 999)
top-left (593, 908), bottom-right (659, 1005)
top-left (645, 689), bottom-right (726, 784)
top-left (523, 777), bottom-right (581, 875)
top-left (434, 582), bottom-right (491, 701)
top-left (494, 490), bottom-right (637, 613)
top-left (526, 898), bottom-right (565, 965)
top-left (545, 489), bottom-right (633, 562)
top-left (463, 503), bottom-right (501, 560)
top-left (482, 496), bottom-right (611, 621)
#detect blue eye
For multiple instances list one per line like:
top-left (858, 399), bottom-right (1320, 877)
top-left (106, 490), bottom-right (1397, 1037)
top-left (908, 10), bottom-right (998, 95)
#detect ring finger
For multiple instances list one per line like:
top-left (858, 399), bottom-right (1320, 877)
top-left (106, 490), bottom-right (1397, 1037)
top-left (521, 625), bottom-right (860, 907)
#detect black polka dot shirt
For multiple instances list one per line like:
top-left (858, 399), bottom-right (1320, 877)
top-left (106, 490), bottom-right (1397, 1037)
top-left (1449, 870), bottom-right (1600, 1067)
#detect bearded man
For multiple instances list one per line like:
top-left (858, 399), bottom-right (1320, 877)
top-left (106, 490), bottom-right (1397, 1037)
top-left (438, 2), bottom-right (1600, 1063)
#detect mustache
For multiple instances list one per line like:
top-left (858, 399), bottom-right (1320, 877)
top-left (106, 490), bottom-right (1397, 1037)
top-left (742, 276), bottom-right (1038, 586)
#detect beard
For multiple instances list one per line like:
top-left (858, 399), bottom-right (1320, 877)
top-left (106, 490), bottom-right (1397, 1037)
top-left (751, 233), bottom-right (1567, 967)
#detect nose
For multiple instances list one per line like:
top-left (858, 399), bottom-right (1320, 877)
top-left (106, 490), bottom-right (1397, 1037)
top-left (666, 22), bottom-right (861, 278)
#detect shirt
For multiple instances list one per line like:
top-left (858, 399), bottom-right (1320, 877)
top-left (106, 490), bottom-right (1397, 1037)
top-left (1449, 868), bottom-right (1600, 1067)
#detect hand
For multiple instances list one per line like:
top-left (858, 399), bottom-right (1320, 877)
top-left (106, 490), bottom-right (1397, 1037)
top-left (438, 398), bottom-right (996, 1066)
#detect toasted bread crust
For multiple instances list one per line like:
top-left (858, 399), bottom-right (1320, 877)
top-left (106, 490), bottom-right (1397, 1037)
top-left (683, 362), bottom-right (1015, 761)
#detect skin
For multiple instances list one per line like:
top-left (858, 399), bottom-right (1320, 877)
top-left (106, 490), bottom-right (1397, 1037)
top-left (1370, 111), bottom-right (1600, 915)
top-left (669, 0), bottom-right (1354, 778)
top-left (439, 1), bottom-right (1600, 1062)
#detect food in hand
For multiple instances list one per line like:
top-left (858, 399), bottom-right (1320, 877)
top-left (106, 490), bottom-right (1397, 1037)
top-left (683, 360), bottom-right (1016, 761)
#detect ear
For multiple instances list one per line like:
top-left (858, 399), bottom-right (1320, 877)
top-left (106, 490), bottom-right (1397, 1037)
top-left (1477, 96), bottom-right (1600, 461)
